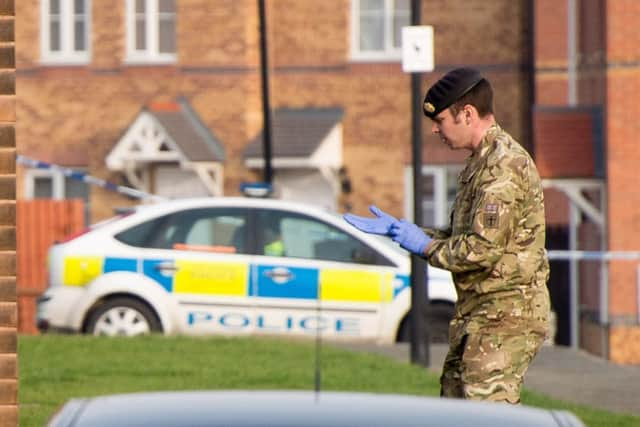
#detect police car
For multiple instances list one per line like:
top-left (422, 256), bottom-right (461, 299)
top-left (37, 197), bottom-right (456, 343)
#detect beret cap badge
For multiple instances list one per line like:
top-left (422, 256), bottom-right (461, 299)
top-left (424, 102), bottom-right (435, 113)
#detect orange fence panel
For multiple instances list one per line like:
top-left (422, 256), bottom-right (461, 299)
top-left (16, 199), bottom-right (85, 333)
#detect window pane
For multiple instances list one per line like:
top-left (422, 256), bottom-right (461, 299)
top-left (158, 18), bottom-right (176, 53)
top-left (159, 0), bottom-right (175, 13)
top-left (422, 174), bottom-right (435, 195)
top-left (392, 0), bottom-right (410, 48)
top-left (64, 177), bottom-right (88, 200)
top-left (260, 210), bottom-right (379, 264)
top-left (136, 0), bottom-right (146, 13)
top-left (115, 217), bottom-right (164, 247)
top-left (50, 0), bottom-right (60, 14)
top-left (393, 14), bottom-right (409, 48)
top-left (421, 201), bottom-right (436, 227)
top-left (136, 19), bottom-right (146, 50)
top-left (359, 0), bottom-right (384, 51)
top-left (359, 16), bottom-right (384, 51)
top-left (74, 21), bottom-right (86, 50)
top-left (185, 215), bottom-right (246, 252)
top-left (394, 0), bottom-right (410, 13)
top-left (361, 0), bottom-right (384, 11)
top-left (50, 21), bottom-right (61, 51)
top-left (64, 177), bottom-right (89, 223)
top-left (34, 177), bottom-right (54, 199)
top-left (74, 0), bottom-right (85, 14)
top-left (119, 208), bottom-right (248, 251)
top-left (258, 211), bottom-right (287, 257)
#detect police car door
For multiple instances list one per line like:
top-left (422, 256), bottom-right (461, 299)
top-left (142, 207), bottom-right (255, 336)
top-left (251, 209), bottom-right (396, 341)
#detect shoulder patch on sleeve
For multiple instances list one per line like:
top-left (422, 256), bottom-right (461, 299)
top-left (483, 202), bottom-right (500, 229)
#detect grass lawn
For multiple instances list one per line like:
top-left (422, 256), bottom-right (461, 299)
top-left (19, 335), bottom-right (640, 427)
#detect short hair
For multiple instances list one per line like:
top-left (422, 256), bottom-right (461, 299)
top-left (449, 78), bottom-right (494, 118)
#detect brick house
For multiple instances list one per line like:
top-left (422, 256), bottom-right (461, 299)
top-left (13, 1), bottom-right (640, 363)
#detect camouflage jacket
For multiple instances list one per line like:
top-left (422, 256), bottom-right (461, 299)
top-left (424, 124), bottom-right (550, 336)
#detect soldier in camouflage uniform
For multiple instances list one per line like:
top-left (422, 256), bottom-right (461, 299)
top-left (344, 67), bottom-right (550, 404)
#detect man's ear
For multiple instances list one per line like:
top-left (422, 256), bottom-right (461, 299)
top-left (463, 104), bottom-right (477, 123)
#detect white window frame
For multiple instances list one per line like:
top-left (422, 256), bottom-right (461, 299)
top-left (24, 167), bottom-right (92, 202)
top-left (350, 0), bottom-right (410, 62)
top-left (404, 165), bottom-right (463, 227)
top-left (24, 169), bottom-right (66, 200)
top-left (125, 0), bottom-right (177, 64)
top-left (40, 0), bottom-right (91, 64)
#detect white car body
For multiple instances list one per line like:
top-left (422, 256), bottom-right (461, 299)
top-left (38, 197), bottom-right (456, 344)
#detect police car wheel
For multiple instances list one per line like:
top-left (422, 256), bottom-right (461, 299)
top-left (86, 298), bottom-right (161, 336)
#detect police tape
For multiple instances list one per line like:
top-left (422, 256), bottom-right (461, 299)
top-left (17, 155), bottom-right (167, 202)
top-left (547, 250), bottom-right (640, 261)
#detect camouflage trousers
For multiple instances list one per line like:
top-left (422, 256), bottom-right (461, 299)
top-left (440, 331), bottom-right (545, 403)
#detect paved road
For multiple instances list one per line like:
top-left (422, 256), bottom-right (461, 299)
top-left (339, 342), bottom-right (640, 417)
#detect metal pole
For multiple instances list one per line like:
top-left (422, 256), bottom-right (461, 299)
top-left (569, 204), bottom-right (580, 349)
top-left (258, 0), bottom-right (273, 185)
top-left (599, 187), bottom-right (609, 359)
top-left (409, 0), bottom-right (429, 367)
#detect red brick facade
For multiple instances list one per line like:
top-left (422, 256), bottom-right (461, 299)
top-left (606, 0), bottom-right (640, 362)
top-left (534, 0), bottom-right (640, 363)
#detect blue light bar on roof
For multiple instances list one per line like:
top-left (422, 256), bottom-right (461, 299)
top-left (240, 182), bottom-right (273, 198)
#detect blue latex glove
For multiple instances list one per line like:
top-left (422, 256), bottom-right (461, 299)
top-left (389, 219), bottom-right (432, 255)
top-left (343, 205), bottom-right (398, 236)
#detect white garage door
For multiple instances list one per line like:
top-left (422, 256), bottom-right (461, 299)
top-left (155, 165), bottom-right (210, 198)
top-left (274, 170), bottom-right (335, 211)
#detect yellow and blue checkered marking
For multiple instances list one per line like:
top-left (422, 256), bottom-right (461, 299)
top-left (63, 255), bottom-right (410, 303)
top-left (252, 266), bottom-right (318, 299)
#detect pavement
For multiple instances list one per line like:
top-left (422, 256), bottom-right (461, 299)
top-left (338, 342), bottom-right (640, 417)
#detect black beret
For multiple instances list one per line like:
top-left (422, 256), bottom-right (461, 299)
top-left (423, 67), bottom-right (483, 118)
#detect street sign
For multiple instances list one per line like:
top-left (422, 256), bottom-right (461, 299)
top-left (402, 25), bottom-right (434, 73)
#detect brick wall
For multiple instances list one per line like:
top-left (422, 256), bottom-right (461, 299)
top-left (605, 0), bottom-right (640, 363)
top-left (271, 0), bottom-right (348, 67)
top-left (606, 68), bottom-right (640, 321)
top-left (610, 326), bottom-right (640, 364)
top-left (534, 0), bottom-right (569, 105)
top-left (533, 108), bottom-right (596, 178)
top-left (0, 0), bottom-right (17, 424)
top-left (179, 0), bottom-right (259, 68)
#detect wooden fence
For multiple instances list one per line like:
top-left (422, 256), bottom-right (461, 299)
top-left (16, 199), bottom-right (85, 334)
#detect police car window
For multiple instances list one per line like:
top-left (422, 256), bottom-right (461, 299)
top-left (258, 210), bottom-right (384, 265)
top-left (114, 216), bottom-right (165, 247)
top-left (115, 208), bottom-right (248, 254)
top-left (184, 215), bottom-right (246, 253)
